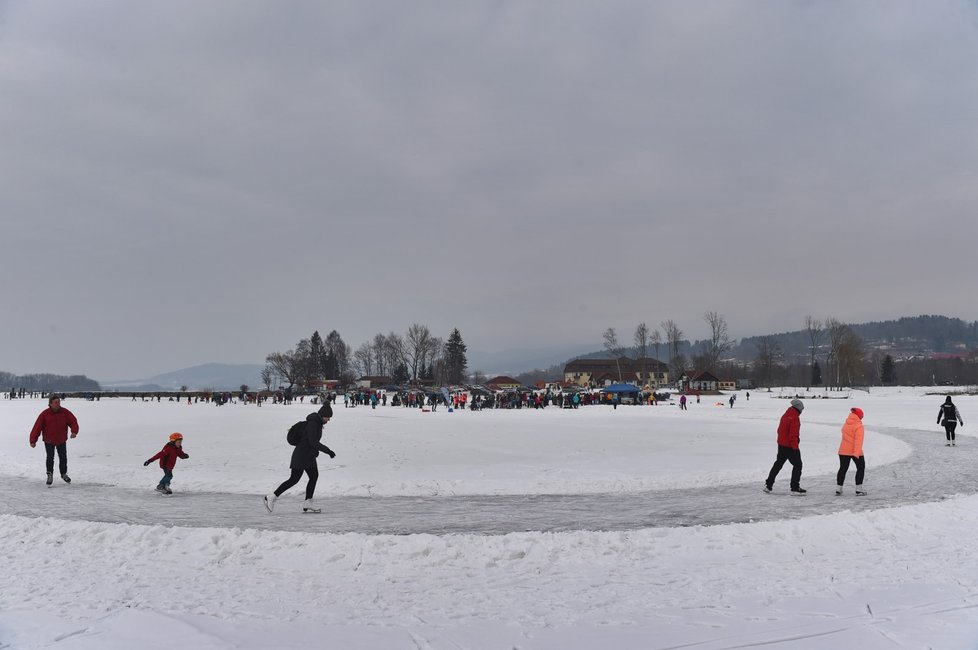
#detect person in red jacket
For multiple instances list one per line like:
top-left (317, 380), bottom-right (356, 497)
top-left (764, 399), bottom-right (806, 495)
top-left (143, 432), bottom-right (190, 495)
top-left (29, 393), bottom-right (80, 486)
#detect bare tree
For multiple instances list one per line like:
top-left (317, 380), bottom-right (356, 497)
top-left (650, 329), bottom-right (662, 365)
top-left (661, 320), bottom-right (685, 376)
top-left (634, 322), bottom-right (649, 386)
top-left (754, 336), bottom-right (783, 388)
top-left (381, 332), bottom-right (407, 379)
top-left (294, 338), bottom-right (315, 387)
top-left (371, 333), bottom-right (389, 376)
top-left (265, 350), bottom-right (302, 390)
top-left (804, 315), bottom-right (824, 388)
top-left (405, 323), bottom-right (435, 380)
top-left (703, 311), bottom-right (732, 372)
top-left (426, 335), bottom-right (445, 383)
top-left (260, 367), bottom-right (274, 391)
top-left (353, 342), bottom-right (374, 377)
top-left (603, 327), bottom-right (625, 382)
top-left (825, 318), bottom-right (864, 387)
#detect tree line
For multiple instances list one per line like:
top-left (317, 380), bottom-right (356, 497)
top-left (0, 371), bottom-right (101, 392)
top-left (263, 325), bottom-right (468, 390)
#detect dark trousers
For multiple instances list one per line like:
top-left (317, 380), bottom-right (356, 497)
top-left (274, 466), bottom-right (319, 500)
top-left (837, 455), bottom-right (865, 486)
top-left (44, 442), bottom-right (67, 475)
top-left (766, 445), bottom-right (802, 490)
top-left (944, 421), bottom-right (957, 441)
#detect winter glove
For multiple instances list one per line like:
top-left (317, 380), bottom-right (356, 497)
top-left (329, 451), bottom-right (336, 459)
top-left (143, 460), bottom-right (151, 466)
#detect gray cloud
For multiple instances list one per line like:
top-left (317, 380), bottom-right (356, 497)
top-left (2, 1), bottom-right (978, 378)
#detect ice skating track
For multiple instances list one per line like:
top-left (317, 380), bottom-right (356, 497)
top-left (0, 427), bottom-right (967, 535)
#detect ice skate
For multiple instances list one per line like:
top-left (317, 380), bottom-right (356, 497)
top-left (835, 485), bottom-right (844, 496)
top-left (302, 499), bottom-right (322, 513)
top-left (264, 493), bottom-right (277, 513)
top-left (855, 486), bottom-right (867, 496)
top-left (61, 474), bottom-right (71, 484)
top-left (46, 472), bottom-right (53, 486)
top-left (155, 485), bottom-right (166, 493)
top-left (790, 487), bottom-right (807, 495)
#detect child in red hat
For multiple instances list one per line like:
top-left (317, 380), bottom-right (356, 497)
top-left (144, 432), bottom-right (190, 495)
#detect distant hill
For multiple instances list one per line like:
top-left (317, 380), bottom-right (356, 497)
top-left (100, 363), bottom-right (265, 391)
top-left (728, 315), bottom-right (978, 363)
top-left (557, 315), bottom-right (978, 368)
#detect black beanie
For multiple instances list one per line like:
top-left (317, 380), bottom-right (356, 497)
top-left (318, 403), bottom-right (333, 418)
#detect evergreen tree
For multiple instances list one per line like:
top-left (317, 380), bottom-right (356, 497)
top-left (392, 362), bottom-right (410, 384)
top-left (444, 328), bottom-right (468, 385)
top-left (880, 354), bottom-right (896, 384)
top-left (310, 331), bottom-right (327, 378)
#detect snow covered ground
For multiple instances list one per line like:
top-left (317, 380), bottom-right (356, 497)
top-left (1, 387), bottom-right (977, 648)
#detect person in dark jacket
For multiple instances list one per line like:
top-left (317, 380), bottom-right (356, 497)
top-left (144, 432), bottom-right (190, 494)
top-left (265, 403), bottom-right (336, 513)
top-left (29, 393), bottom-right (80, 486)
top-left (764, 399), bottom-right (806, 495)
top-left (938, 395), bottom-right (964, 446)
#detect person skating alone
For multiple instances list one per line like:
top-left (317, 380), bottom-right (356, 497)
top-left (29, 393), bottom-right (79, 486)
top-left (764, 399), bottom-right (806, 495)
top-left (144, 432), bottom-right (189, 494)
top-left (836, 407), bottom-right (867, 496)
top-left (265, 403), bottom-right (336, 513)
top-left (937, 396), bottom-right (964, 446)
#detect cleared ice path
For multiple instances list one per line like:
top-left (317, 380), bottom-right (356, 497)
top-left (0, 426), bottom-right (967, 535)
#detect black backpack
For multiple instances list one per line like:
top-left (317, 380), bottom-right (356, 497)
top-left (287, 420), bottom-right (306, 446)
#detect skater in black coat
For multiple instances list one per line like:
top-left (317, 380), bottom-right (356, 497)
top-left (938, 395), bottom-right (964, 446)
top-left (265, 403), bottom-right (336, 513)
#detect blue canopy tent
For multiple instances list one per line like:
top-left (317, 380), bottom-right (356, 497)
top-left (602, 383), bottom-right (641, 394)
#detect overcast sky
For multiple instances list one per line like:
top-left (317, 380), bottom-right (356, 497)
top-left (3, 1), bottom-right (978, 380)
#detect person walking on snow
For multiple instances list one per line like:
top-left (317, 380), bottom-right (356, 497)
top-left (144, 432), bottom-right (189, 494)
top-left (836, 407), bottom-right (867, 496)
top-left (29, 393), bottom-right (79, 486)
top-left (265, 403), bottom-right (336, 513)
top-left (938, 395), bottom-right (964, 446)
top-left (764, 399), bottom-right (806, 495)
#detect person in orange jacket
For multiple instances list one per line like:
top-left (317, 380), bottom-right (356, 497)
top-left (836, 407), bottom-right (866, 496)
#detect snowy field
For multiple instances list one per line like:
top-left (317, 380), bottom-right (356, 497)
top-left (1, 387), bottom-right (977, 648)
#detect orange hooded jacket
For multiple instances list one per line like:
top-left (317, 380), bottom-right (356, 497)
top-left (838, 411), bottom-right (864, 457)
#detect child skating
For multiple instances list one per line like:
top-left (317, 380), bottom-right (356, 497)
top-left (144, 432), bottom-right (190, 494)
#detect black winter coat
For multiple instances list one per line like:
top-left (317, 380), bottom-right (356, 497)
top-left (290, 412), bottom-right (336, 469)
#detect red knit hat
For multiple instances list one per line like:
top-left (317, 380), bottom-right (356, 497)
top-left (851, 407), bottom-right (864, 419)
